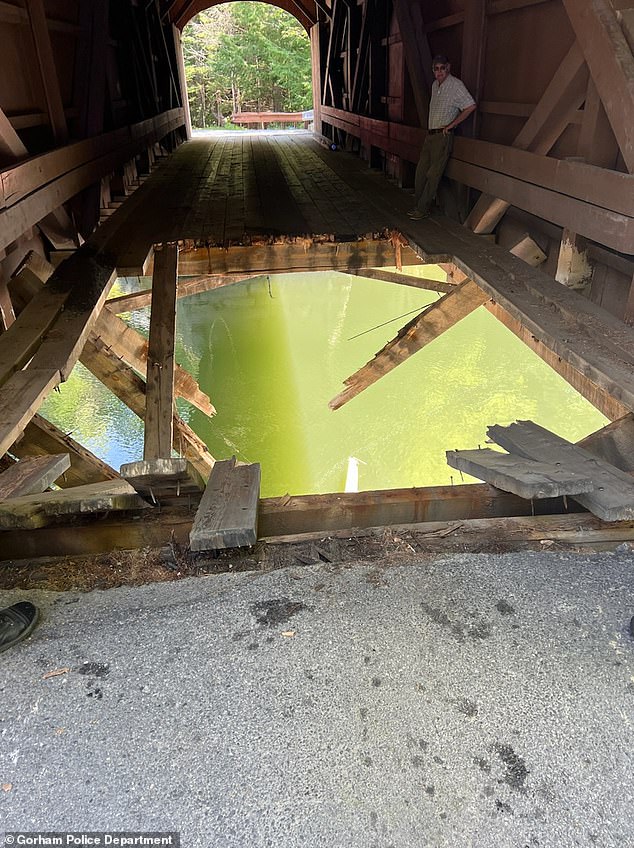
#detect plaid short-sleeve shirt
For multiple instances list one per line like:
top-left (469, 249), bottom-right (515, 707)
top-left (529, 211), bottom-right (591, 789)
top-left (428, 75), bottom-right (475, 129)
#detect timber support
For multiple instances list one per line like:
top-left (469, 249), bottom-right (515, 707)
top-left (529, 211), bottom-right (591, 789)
top-left (0, 1), bottom-right (633, 560)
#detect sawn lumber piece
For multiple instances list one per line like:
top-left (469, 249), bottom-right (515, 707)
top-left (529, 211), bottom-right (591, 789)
top-left (577, 414), bottom-right (634, 474)
top-left (0, 479), bottom-right (151, 529)
top-left (488, 420), bottom-right (634, 521)
top-left (121, 458), bottom-right (206, 499)
top-left (11, 251), bottom-right (215, 417)
top-left (0, 453), bottom-right (70, 500)
top-left (13, 414), bottom-right (119, 487)
top-left (445, 448), bottom-right (594, 500)
top-left (190, 457), bottom-right (261, 551)
top-left (330, 278), bottom-right (489, 410)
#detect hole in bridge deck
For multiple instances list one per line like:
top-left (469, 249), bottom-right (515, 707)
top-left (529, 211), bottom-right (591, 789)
top-left (41, 263), bottom-right (607, 498)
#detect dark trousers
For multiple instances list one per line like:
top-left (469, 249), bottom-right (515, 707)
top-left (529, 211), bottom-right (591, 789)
top-left (413, 133), bottom-right (452, 214)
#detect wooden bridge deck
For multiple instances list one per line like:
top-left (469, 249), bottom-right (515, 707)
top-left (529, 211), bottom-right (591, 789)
top-left (93, 130), bottom-right (634, 416)
top-left (96, 131), bottom-right (396, 266)
top-left (0, 130), bottom-right (633, 469)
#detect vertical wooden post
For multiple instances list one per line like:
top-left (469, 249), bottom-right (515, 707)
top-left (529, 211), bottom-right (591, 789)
top-left (173, 24), bottom-right (192, 139)
top-left (392, 0), bottom-right (432, 127)
top-left (144, 243), bottom-right (179, 460)
top-left (25, 0), bottom-right (69, 144)
top-left (310, 23), bottom-right (323, 136)
top-left (555, 228), bottom-right (593, 290)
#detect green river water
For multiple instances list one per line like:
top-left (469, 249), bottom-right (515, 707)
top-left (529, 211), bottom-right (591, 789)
top-left (42, 268), bottom-right (607, 497)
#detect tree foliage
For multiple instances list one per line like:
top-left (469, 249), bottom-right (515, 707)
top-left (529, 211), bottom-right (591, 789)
top-left (183, 3), bottom-right (313, 128)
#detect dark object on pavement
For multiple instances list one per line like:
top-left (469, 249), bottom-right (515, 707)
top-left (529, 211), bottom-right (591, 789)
top-left (0, 602), bottom-right (39, 653)
top-left (630, 616), bottom-right (634, 639)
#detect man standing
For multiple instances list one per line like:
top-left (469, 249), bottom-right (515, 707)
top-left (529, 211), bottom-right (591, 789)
top-left (408, 55), bottom-right (476, 220)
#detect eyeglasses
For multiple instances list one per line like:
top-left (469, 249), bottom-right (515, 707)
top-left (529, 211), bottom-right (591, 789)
top-left (433, 65), bottom-right (447, 71)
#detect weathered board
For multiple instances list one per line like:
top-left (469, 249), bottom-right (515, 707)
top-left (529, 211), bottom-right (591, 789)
top-left (13, 414), bottom-right (119, 487)
top-left (488, 420), bottom-right (634, 521)
top-left (121, 457), bottom-right (206, 499)
top-left (190, 457), bottom-right (261, 551)
top-left (330, 278), bottom-right (489, 409)
top-left (0, 479), bottom-right (151, 529)
top-left (0, 453), bottom-right (70, 499)
top-left (144, 242), bottom-right (178, 460)
top-left (577, 413), bottom-right (634, 473)
top-left (445, 448), bottom-right (595, 500)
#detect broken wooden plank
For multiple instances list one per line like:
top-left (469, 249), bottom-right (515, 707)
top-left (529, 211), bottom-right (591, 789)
top-left (445, 448), bottom-right (595, 500)
top-left (95, 305), bottom-right (216, 417)
top-left (0, 453), bottom-right (70, 499)
top-left (190, 457), bottom-right (261, 550)
top-left (144, 241), bottom-right (423, 279)
top-left (0, 369), bottom-right (60, 458)
top-left (121, 457), bottom-right (206, 499)
top-left (12, 414), bottom-right (119, 487)
top-left (13, 251), bottom-right (215, 417)
top-left (0, 249), bottom-right (117, 456)
top-left (0, 479), bottom-right (151, 529)
top-left (330, 278), bottom-right (489, 410)
top-left (144, 242), bottom-right (178, 459)
top-left (8, 253), bottom-right (214, 478)
top-left (0, 280), bottom-right (72, 388)
top-left (19, 247), bottom-right (116, 382)
top-left (428, 222), bottom-right (634, 413)
top-left (488, 420), bottom-right (634, 521)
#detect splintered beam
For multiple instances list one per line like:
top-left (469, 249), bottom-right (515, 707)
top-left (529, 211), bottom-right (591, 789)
top-left (12, 251), bottom-right (215, 417)
top-left (329, 278), bottom-right (489, 410)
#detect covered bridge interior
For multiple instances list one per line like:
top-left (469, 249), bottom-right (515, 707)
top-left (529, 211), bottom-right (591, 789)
top-left (0, 0), bottom-right (634, 561)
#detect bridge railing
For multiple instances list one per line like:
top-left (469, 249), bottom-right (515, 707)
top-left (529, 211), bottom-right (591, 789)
top-left (230, 111), bottom-right (314, 128)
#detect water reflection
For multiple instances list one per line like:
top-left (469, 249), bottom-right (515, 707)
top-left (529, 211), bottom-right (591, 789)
top-left (42, 269), bottom-right (607, 497)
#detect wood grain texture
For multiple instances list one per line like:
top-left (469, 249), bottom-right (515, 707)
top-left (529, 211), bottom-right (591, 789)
top-left (13, 415), bottom-right (119, 487)
top-left (488, 420), bottom-right (634, 521)
top-left (0, 453), bottom-right (70, 500)
top-left (330, 278), bottom-right (489, 409)
top-left (190, 458), bottom-right (261, 550)
top-left (0, 479), bottom-right (150, 529)
top-left (446, 448), bottom-right (594, 499)
top-left (144, 242), bottom-right (178, 460)
top-left (121, 457), bottom-right (206, 498)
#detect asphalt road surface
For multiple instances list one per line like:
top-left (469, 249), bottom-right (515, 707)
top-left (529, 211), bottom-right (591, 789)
top-left (1, 550), bottom-right (633, 848)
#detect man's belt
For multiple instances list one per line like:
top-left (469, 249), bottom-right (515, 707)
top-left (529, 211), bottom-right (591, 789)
top-left (428, 128), bottom-right (451, 134)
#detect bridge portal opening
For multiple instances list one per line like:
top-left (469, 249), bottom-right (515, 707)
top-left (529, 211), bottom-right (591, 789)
top-left (182, 3), bottom-right (313, 130)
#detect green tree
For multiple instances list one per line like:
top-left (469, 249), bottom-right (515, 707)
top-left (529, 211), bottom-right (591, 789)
top-left (183, 3), bottom-right (312, 128)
